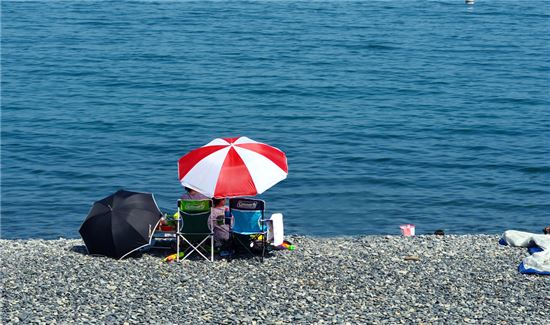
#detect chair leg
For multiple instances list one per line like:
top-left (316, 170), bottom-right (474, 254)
top-left (210, 234), bottom-right (214, 262)
top-left (176, 234), bottom-right (181, 262)
top-left (228, 234), bottom-right (235, 262)
top-left (180, 235), bottom-right (213, 261)
top-left (234, 234), bottom-right (262, 263)
top-left (261, 233), bottom-right (266, 263)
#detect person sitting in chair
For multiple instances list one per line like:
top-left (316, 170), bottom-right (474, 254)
top-left (209, 197), bottom-right (231, 247)
top-left (181, 186), bottom-right (209, 200)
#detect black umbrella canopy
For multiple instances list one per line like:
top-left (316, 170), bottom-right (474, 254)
top-left (79, 190), bottom-right (162, 259)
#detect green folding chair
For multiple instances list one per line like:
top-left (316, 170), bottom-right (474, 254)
top-left (176, 199), bottom-right (213, 262)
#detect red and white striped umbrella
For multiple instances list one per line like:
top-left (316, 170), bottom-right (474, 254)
top-left (178, 136), bottom-right (288, 198)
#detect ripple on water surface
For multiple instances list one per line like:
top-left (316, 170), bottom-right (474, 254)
top-left (1, 0), bottom-right (549, 238)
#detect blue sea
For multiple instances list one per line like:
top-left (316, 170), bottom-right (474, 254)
top-left (2, 0), bottom-right (549, 239)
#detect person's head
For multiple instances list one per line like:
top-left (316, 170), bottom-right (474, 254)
top-left (184, 186), bottom-right (196, 194)
top-left (212, 197), bottom-right (226, 207)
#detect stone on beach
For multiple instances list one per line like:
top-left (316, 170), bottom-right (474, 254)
top-left (1, 235), bottom-right (548, 324)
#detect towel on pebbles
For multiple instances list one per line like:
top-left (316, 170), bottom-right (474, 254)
top-left (500, 230), bottom-right (550, 275)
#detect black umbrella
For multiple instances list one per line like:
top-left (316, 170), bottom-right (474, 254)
top-left (79, 190), bottom-right (162, 259)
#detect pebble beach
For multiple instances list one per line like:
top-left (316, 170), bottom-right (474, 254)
top-left (1, 235), bottom-right (549, 324)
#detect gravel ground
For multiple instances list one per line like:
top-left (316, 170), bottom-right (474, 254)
top-left (1, 235), bottom-right (549, 324)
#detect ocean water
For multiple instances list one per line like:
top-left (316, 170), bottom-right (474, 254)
top-left (2, 0), bottom-right (549, 239)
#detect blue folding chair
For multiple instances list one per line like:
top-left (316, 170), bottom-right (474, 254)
top-left (229, 197), bottom-right (268, 262)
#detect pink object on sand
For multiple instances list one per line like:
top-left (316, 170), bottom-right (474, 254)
top-left (400, 224), bottom-right (416, 236)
